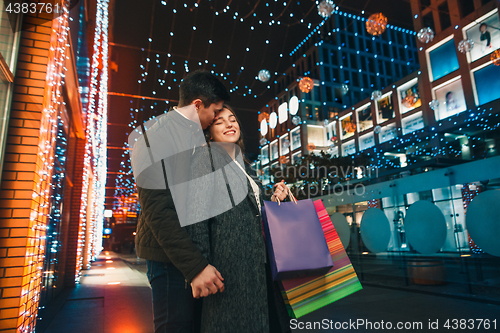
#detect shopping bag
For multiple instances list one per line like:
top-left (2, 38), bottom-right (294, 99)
top-left (262, 193), bottom-right (334, 281)
top-left (280, 199), bottom-right (362, 319)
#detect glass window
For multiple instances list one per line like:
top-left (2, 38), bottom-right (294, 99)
top-left (432, 186), bottom-right (462, 201)
top-left (331, 52), bottom-right (338, 65)
top-left (421, 0), bottom-right (431, 10)
top-left (397, 78), bottom-right (421, 114)
top-left (262, 166), bottom-right (270, 185)
top-left (0, 6), bottom-right (20, 177)
top-left (280, 134), bottom-right (290, 156)
top-left (334, 87), bottom-right (342, 103)
top-left (395, 65), bottom-right (401, 78)
top-left (464, 9), bottom-right (500, 63)
top-left (292, 151), bottom-right (302, 164)
top-left (428, 38), bottom-right (460, 81)
top-left (348, 35), bottom-right (355, 48)
top-left (323, 48), bottom-right (330, 64)
top-left (438, 2), bottom-right (452, 31)
top-left (290, 127), bottom-right (301, 151)
top-left (328, 107), bottom-right (339, 119)
top-left (304, 104), bottom-right (311, 116)
top-left (270, 140), bottom-right (279, 161)
top-left (379, 123), bottom-right (397, 143)
top-left (342, 140), bottom-right (356, 156)
top-left (433, 77), bottom-right (467, 120)
top-left (350, 53), bottom-right (357, 68)
top-left (385, 62), bottom-right (392, 77)
top-left (332, 68), bottom-right (339, 81)
top-left (356, 103), bottom-right (373, 132)
top-left (402, 112), bottom-right (424, 135)
top-left (324, 67), bottom-right (331, 82)
top-left (0, 5), bottom-right (20, 68)
top-left (326, 87), bottom-right (332, 102)
top-left (368, 59), bottom-right (375, 72)
top-left (458, 0), bottom-right (475, 18)
top-left (261, 145), bottom-right (269, 165)
top-left (326, 121), bottom-right (337, 143)
top-left (340, 113), bottom-right (355, 140)
top-left (340, 33), bottom-right (346, 46)
top-left (328, 145), bottom-right (339, 158)
top-left (376, 93), bottom-right (395, 123)
top-left (359, 133), bottom-right (375, 151)
top-left (382, 195), bottom-right (405, 208)
top-left (307, 125), bottom-right (325, 147)
top-left (473, 64), bottom-right (500, 105)
top-left (383, 44), bottom-right (390, 57)
top-left (366, 39), bottom-right (373, 53)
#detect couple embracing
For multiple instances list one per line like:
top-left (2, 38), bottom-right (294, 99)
top-left (131, 70), bottom-right (292, 333)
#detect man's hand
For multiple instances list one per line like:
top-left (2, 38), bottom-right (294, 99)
top-left (190, 264), bottom-right (224, 298)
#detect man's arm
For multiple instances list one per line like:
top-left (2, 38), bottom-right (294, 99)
top-left (137, 184), bottom-right (209, 282)
top-left (138, 184), bottom-right (224, 296)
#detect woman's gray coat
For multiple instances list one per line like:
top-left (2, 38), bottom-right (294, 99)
top-left (185, 145), bottom-right (290, 333)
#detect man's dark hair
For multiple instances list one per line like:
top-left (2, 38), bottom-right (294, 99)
top-left (179, 70), bottom-right (230, 107)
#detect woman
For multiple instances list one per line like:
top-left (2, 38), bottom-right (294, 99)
top-left (186, 105), bottom-right (291, 333)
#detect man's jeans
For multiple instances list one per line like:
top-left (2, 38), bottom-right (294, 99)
top-left (146, 260), bottom-right (201, 333)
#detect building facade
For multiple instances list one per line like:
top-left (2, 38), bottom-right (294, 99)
top-left (258, 9), bottom-right (420, 179)
top-left (256, 0), bottom-right (500, 297)
top-left (0, 1), bottom-right (108, 331)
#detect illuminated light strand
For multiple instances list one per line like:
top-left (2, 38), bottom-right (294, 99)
top-left (77, 0), bottom-right (108, 279)
top-left (289, 9), bottom-right (417, 57)
top-left (19, 2), bottom-right (71, 332)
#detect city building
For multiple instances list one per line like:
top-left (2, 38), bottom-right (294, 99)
top-left (255, 0), bottom-right (500, 295)
top-left (0, 1), bottom-right (109, 331)
top-left (257, 8), bottom-right (420, 180)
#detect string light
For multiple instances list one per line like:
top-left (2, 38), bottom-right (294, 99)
top-left (19, 2), bottom-right (71, 332)
top-left (78, 0), bottom-right (108, 280)
top-left (290, 9), bottom-right (416, 57)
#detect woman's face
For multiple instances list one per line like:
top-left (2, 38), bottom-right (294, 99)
top-left (209, 108), bottom-right (240, 144)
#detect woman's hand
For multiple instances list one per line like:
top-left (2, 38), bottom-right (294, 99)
top-left (271, 180), bottom-right (289, 202)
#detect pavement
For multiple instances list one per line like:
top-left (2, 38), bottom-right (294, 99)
top-left (36, 252), bottom-right (500, 333)
top-left (36, 251), bottom-right (153, 333)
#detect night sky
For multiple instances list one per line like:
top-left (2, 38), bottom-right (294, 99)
top-left (106, 0), bottom-right (414, 208)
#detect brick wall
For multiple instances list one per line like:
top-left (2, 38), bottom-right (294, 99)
top-left (0, 12), bottom-right (51, 333)
top-left (0, 8), bottom-right (85, 332)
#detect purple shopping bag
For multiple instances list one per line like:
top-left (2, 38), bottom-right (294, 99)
top-left (262, 198), bottom-right (334, 280)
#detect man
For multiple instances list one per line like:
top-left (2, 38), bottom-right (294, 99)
top-left (131, 70), bottom-right (230, 332)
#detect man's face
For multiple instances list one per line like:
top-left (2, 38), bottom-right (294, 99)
top-left (197, 101), bottom-right (224, 129)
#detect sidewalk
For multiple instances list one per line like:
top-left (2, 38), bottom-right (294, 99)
top-left (37, 251), bottom-right (153, 333)
top-left (37, 252), bottom-right (500, 333)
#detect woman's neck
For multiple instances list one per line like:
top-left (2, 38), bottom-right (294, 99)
top-left (224, 144), bottom-right (236, 160)
top-left (213, 142), bottom-right (238, 160)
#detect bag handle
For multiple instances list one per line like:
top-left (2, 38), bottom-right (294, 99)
top-left (275, 187), bottom-right (297, 206)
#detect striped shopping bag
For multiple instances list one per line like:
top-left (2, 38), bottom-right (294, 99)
top-left (280, 199), bottom-right (363, 318)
